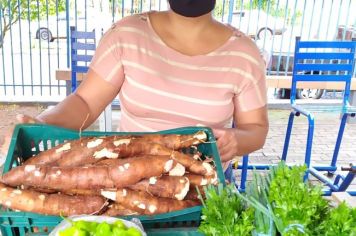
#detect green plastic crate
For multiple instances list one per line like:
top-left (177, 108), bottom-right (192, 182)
top-left (146, 227), bottom-right (203, 235)
top-left (0, 124), bottom-right (225, 236)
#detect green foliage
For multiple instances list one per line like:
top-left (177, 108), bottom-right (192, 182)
top-left (212, 1), bottom-right (225, 19)
top-left (0, 0), bottom-right (65, 47)
top-left (233, 0), bottom-right (301, 19)
top-left (0, 0), bottom-right (65, 22)
top-left (213, 0), bottom-right (275, 19)
top-left (246, 171), bottom-right (277, 235)
top-left (199, 162), bottom-right (356, 236)
top-left (268, 162), bottom-right (329, 235)
top-left (244, 0), bottom-right (275, 11)
top-left (315, 202), bottom-right (356, 236)
top-left (239, 162), bottom-right (330, 236)
top-left (198, 184), bottom-right (255, 236)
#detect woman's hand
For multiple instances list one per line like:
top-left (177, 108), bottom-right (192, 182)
top-left (212, 106), bottom-right (269, 163)
top-left (0, 114), bottom-right (41, 160)
top-left (212, 128), bottom-right (239, 162)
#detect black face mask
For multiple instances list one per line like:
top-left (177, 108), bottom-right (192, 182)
top-left (168, 0), bottom-right (216, 17)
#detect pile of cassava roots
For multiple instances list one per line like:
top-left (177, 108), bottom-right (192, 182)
top-left (0, 131), bottom-right (218, 216)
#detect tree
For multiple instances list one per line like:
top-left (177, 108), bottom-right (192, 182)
top-left (213, 0), bottom-right (276, 20)
top-left (0, 0), bottom-right (65, 48)
top-left (248, 0), bottom-right (275, 11)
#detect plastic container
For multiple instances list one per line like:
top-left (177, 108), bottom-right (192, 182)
top-left (0, 124), bottom-right (225, 236)
top-left (49, 215), bottom-right (146, 236)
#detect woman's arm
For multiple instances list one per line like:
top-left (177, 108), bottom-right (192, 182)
top-left (213, 105), bottom-right (269, 162)
top-left (36, 69), bottom-right (120, 130)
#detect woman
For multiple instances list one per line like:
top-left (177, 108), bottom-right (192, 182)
top-left (1, 0), bottom-right (268, 183)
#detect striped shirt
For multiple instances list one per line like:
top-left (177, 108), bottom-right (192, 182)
top-left (89, 13), bottom-right (267, 132)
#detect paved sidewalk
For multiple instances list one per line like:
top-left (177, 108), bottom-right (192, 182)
top-left (240, 109), bottom-right (356, 190)
top-left (251, 110), bottom-right (355, 165)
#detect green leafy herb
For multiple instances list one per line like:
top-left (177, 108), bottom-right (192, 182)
top-left (315, 202), bottom-right (356, 236)
top-left (198, 162), bottom-right (355, 236)
top-left (268, 162), bottom-right (329, 236)
top-left (246, 170), bottom-right (276, 235)
top-left (198, 184), bottom-right (255, 236)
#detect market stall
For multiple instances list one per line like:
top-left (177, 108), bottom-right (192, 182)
top-left (1, 124), bottom-right (355, 236)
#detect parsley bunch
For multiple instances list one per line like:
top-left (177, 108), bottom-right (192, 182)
top-left (315, 202), bottom-right (356, 236)
top-left (198, 184), bottom-right (255, 236)
top-left (268, 163), bottom-right (329, 235)
top-left (198, 162), bottom-right (356, 236)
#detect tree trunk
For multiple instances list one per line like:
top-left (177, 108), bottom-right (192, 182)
top-left (0, 26), bottom-right (8, 49)
top-left (0, 15), bottom-right (19, 49)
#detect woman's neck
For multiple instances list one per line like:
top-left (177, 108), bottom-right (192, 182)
top-left (148, 10), bottom-right (232, 56)
top-left (166, 10), bottom-right (215, 37)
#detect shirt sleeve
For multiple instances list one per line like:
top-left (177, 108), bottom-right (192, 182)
top-left (234, 73), bottom-right (267, 112)
top-left (233, 39), bottom-right (267, 112)
top-left (89, 26), bottom-right (125, 88)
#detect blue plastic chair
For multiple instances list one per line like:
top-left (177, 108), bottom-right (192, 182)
top-left (70, 26), bottom-right (96, 93)
top-left (70, 26), bottom-right (120, 131)
top-left (282, 37), bottom-right (356, 181)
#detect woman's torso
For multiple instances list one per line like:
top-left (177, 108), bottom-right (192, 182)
top-left (91, 13), bottom-right (265, 132)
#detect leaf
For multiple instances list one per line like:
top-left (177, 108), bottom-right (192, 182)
top-left (198, 183), bottom-right (254, 236)
top-left (316, 202), bottom-right (356, 235)
top-left (267, 162), bottom-right (329, 235)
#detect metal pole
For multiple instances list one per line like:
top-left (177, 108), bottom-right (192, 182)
top-left (66, 0), bottom-right (70, 68)
top-left (227, 0), bottom-right (234, 24)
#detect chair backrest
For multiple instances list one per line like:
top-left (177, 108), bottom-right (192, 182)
top-left (291, 37), bottom-right (356, 105)
top-left (70, 26), bottom-right (96, 93)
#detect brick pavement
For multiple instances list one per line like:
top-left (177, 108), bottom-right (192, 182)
top-left (252, 117), bottom-right (356, 166)
top-left (237, 109), bottom-right (356, 190)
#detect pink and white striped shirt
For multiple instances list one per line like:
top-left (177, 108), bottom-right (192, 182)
top-left (89, 13), bottom-right (267, 132)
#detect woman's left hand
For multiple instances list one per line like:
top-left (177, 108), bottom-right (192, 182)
top-left (212, 128), bottom-right (239, 162)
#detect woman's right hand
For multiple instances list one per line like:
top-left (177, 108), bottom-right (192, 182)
top-left (0, 114), bottom-right (41, 161)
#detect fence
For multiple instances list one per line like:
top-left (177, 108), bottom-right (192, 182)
top-left (0, 0), bottom-right (355, 102)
